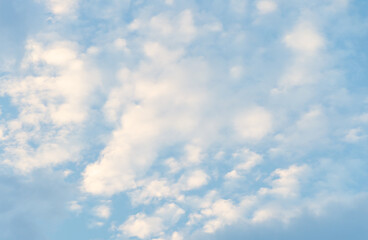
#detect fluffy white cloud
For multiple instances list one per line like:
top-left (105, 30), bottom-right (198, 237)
top-left (130, 179), bottom-right (175, 205)
top-left (171, 232), bottom-right (183, 240)
top-left (120, 213), bottom-right (164, 239)
top-left (259, 164), bottom-right (309, 198)
top-left (256, 1), bottom-right (277, 14)
top-left (230, 65), bottom-right (244, 79)
top-left (179, 170), bottom-right (210, 191)
top-left (225, 149), bottom-right (262, 179)
top-left (284, 22), bottom-right (325, 54)
top-left (41, 0), bottom-right (79, 15)
top-left (0, 39), bottom-right (99, 172)
top-left (93, 204), bottom-right (111, 219)
top-left (128, 9), bottom-right (197, 45)
top-left (344, 128), bottom-right (365, 142)
top-left (234, 107), bottom-right (272, 141)
top-left (251, 205), bottom-right (301, 223)
top-left (120, 203), bottom-right (184, 239)
top-left (202, 199), bottom-right (240, 233)
top-left (82, 43), bottom-right (210, 195)
top-left (68, 201), bottom-right (82, 213)
top-left (269, 106), bottom-right (328, 156)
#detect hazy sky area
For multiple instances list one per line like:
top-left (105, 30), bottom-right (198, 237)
top-left (0, 0), bottom-right (368, 239)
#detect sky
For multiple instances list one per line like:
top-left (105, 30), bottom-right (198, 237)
top-left (0, 0), bottom-right (367, 239)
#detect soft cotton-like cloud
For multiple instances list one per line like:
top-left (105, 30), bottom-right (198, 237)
top-left (42, 0), bottom-right (79, 16)
top-left (1, 39), bottom-right (99, 172)
top-left (120, 203), bottom-right (184, 239)
top-left (256, 1), bottom-right (277, 14)
top-left (284, 22), bottom-right (324, 55)
top-left (259, 164), bottom-right (309, 198)
top-left (1, 0), bottom-right (367, 239)
top-left (93, 204), bottom-right (111, 219)
top-left (179, 170), bottom-right (210, 191)
top-left (234, 107), bottom-right (272, 141)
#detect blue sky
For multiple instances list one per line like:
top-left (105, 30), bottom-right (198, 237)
top-left (0, 0), bottom-right (367, 239)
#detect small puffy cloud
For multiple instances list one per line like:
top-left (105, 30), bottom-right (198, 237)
top-left (256, 1), bottom-right (277, 14)
top-left (120, 213), bottom-right (164, 239)
top-left (130, 179), bottom-right (174, 204)
top-left (233, 149), bottom-right (262, 171)
top-left (284, 22), bottom-right (324, 54)
top-left (171, 232), bottom-right (183, 240)
top-left (354, 113), bottom-right (368, 123)
top-left (226, 149), bottom-right (262, 179)
top-left (156, 203), bottom-right (185, 224)
top-left (63, 170), bottom-right (73, 177)
top-left (40, 44), bottom-right (77, 66)
top-left (202, 199), bottom-right (240, 233)
top-left (269, 106), bottom-right (328, 155)
top-left (234, 107), bottom-right (272, 141)
top-left (259, 164), bottom-right (309, 198)
top-left (251, 205), bottom-right (301, 223)
top-left (184, 144), bottom-right (205, 165)
top-left (93, 204), bottom-right (111, 219)
top-left (144, 42), bottom-right (184, 63)
top-left (344, 128), bottom-right (365, 142)
top-left (130, 9), bottom-right (197, 44)
top-left (42, 0), bottom-right (79, 16)
top-left (230, 65), bottom-right (244, 79)
top-left (179, 170), bottom-right (210, 191)
top-left (89, 221), bottom-right (105, 228)
top-left (114, 38), bottom-right (128, 51)
top-left (165, 0), bottom-right (174, 5)
top-left (82, 158), bottom-right (138, 195)
top-left (68, 201), bottom-right (82, 213)
top-left (120, 203), bottom-right (184, 239)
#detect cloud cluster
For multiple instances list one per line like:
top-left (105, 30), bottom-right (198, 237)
top-left (1, 0), bottom-right (367, 239)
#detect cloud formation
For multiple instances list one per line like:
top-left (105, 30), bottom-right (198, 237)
top-left (1, 0), bottom-right (367, 239)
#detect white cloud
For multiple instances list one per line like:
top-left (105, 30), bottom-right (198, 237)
top-left (68, 201), bottom-right (82, 213)
top-left (230, 65), bottom-right (244, 79)
top-left (269, 106), bottom-right (328, 155)
top-left (63, 169), bottom-right (73, 177)
top-left (251, 205), bottom-right (301, 223)
top-left (120, 213), bottom-right (164, 239)
top-left (93, 205), bottom-right (111, 219)
top-left (226, 149), bottom-right (262, 179)
top-left (114, 38), bottom-right (128, 52)
top-left (284, 22), bottom-right (325, 54)
top-left (144, 42), bottom-right (184, 63)
top-left (120, 203), bottom-right (184, 239)
top-left (171, 232), bottom-right (183, 240)
top-left (184, 143), bottom-right (205, 165)
top-left (165, 0), bottom-right (174, 5)
top-left (234, 107), bottom-right (272, 141)
top-left (156, 203), bottom-right (185, 224)
top-left (202, 199), bottom-right (240, 233)
top-left (0, 39), bottom-right (99, 172)
top-left (130, 179), bottom-right (175, 204)
top-left (354, 113), bottom-right (368, 123)
top-left (272, 20), bottom-right (327, 92)
top-left (129, 9), bottom-right (197, 45)
top-left (42, 0), bottom-right (79, 16)
top-left (256, 1), bottom-right (277, 14)
top-left (179, 170), bottom-right (210, 191)
top-left (344, 128), bottom-right (365, 142)
top-left (82, 44), bottom-right (210, 196)
top-left (259, 164), bottom-right (309, 198)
